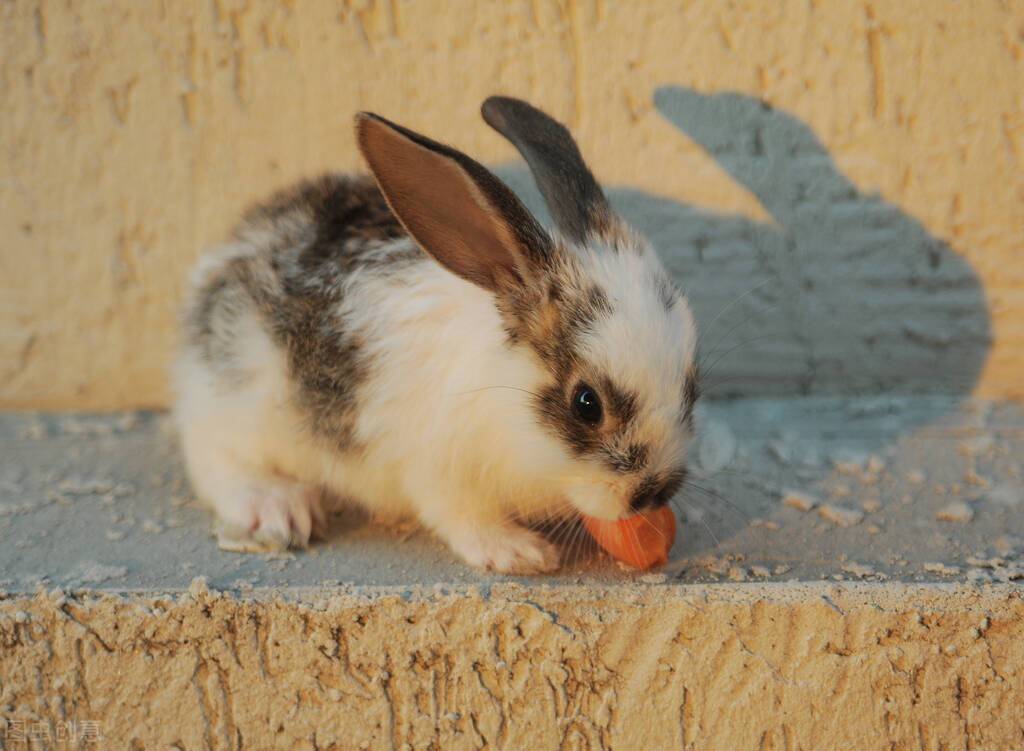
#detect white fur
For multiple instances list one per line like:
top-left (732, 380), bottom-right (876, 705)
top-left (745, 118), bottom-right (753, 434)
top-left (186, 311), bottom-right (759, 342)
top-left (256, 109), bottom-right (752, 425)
top-left (174, 233), bottom-right (697, 573)
top-left (559, 238), bottom-right (698, 519)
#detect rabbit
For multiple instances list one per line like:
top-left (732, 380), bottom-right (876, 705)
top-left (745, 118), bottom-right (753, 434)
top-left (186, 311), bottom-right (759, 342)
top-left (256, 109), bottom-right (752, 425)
top-left (173, 96), bottom-right (700, 574)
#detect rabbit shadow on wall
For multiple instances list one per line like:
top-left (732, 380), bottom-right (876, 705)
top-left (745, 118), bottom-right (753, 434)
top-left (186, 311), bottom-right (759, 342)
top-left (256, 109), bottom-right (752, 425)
top-left (497, 86), bottom-right (992, 559)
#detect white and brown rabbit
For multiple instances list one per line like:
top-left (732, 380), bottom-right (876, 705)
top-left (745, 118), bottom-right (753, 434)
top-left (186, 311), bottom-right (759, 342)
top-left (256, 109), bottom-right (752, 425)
top-left (174, 97), bottom-right (699, 573)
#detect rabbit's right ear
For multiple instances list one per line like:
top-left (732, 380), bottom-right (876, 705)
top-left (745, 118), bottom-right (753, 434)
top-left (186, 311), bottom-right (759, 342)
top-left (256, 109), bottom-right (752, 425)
top-left (481, 96), bottom-right (615, 245)
top-left (356, 112), bottom-right (554, 293)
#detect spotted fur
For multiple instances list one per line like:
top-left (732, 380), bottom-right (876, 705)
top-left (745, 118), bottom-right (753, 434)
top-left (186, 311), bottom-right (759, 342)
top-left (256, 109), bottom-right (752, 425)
top-left (184, 174), bottom-right (423, 449)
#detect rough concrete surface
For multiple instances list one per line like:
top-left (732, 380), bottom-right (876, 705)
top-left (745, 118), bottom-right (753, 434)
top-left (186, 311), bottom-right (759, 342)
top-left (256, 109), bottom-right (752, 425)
top-left (2, 584), bottom-right (1022, 750)
top-left (2, 397), bottom-right (1023, 747)
top-left (2, 1), bottom-right (1022, 409)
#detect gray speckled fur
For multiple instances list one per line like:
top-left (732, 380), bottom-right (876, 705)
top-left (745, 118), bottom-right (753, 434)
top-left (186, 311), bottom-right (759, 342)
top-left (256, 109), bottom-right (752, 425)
top-left (184, 174), bottom-right (424, 450)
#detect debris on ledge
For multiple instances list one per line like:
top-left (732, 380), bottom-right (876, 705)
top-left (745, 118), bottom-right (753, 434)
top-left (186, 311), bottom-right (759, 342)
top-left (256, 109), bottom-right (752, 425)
top-left (0, 396), bottom-right (1022, 592)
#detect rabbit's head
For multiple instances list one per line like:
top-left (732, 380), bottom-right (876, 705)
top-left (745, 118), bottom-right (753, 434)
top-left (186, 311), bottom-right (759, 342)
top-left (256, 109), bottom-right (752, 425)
top-left (357, 97), bottom-right (699, 521)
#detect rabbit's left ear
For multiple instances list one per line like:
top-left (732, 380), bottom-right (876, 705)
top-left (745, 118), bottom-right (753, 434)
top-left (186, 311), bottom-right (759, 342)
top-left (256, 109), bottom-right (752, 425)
top-left (356, 112), bottom-right (554, 293)
top-left (482, 96), bottom-right (616, 245)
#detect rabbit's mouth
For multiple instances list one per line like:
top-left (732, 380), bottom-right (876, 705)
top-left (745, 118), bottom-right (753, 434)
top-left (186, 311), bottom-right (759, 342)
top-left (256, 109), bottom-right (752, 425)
top-left (561, 474), bottom-right (660, 521)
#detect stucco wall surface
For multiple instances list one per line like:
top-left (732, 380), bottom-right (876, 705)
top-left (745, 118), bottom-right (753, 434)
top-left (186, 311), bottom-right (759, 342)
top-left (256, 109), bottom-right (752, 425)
top-left (1, 1), bottom-right (1022, 409)
top-left (1, 584), bottom-right (1022, 749)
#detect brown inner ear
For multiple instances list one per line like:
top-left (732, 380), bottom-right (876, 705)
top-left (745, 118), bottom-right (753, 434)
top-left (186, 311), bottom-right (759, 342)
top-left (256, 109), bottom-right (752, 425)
top-left (357, 113), bottom-right (543, 293)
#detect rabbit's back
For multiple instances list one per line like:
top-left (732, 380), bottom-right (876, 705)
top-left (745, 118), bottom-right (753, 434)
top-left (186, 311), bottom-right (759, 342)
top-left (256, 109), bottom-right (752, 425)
top-left (180, 173), bottom-right (423, 449)
top-left (234, 173), bottom-right (416, 282)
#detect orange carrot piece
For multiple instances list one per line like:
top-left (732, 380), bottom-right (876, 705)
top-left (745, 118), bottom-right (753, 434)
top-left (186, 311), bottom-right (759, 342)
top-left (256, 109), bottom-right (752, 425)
top-left (582, 507), bottom-right (677, 570)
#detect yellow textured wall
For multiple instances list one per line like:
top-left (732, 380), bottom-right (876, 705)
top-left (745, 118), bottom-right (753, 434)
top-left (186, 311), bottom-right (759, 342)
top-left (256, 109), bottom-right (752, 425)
top-left (1, 1), bottom-right (1022, 409)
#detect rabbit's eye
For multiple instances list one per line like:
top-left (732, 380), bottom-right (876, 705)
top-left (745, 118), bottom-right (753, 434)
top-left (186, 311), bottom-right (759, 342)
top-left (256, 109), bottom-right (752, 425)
top-left (571, 384), bottom-right (603, 425)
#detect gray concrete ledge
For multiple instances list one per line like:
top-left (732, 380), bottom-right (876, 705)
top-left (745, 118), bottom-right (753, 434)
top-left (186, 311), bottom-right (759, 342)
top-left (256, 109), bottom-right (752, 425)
top-left (0, 395), bottom-right (1019, 594)
top-left (1, 396), bottom-right (1022, 593)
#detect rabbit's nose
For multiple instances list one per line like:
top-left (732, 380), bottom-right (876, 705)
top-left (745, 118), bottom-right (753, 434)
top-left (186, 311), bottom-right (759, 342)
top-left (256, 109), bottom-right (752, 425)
top-left (629, 470), bottom-right (685, 513)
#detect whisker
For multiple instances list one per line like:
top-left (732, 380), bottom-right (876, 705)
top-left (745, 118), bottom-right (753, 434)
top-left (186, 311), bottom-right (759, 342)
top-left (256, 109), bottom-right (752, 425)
top-left (697, 277), bottom-right (777, 349)
top-left (564, 519), bottom-right (589, 567)
top-left (679, 489), bottom-right (736, 527)
top-left (682, 481), bottom-right (752, 525)
top-left (690, 466), bottom-right (767, 485)
top-left (546, 512), bottom-right (580, 548)
top-left (700, 332), bottom-right (789, 378)
top-left (671, 497), bottom-right (720, 546)
top-left (698, 299), bottom-right (783, 371)
top-left (695, 374), bottom-right (763, 394)
top-left (453, 385), bottom-right (544, 400)
top-left (637, 509), bottom-right (668, 544)
top-left (623, 520), bottom-right (643, 569)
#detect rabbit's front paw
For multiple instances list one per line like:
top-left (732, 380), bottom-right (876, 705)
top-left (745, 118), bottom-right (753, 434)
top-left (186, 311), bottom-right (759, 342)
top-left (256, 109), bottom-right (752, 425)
top-left (448, 523), bottom-right (561, 574)
top-left (213, 481), bottom-right (327, 552)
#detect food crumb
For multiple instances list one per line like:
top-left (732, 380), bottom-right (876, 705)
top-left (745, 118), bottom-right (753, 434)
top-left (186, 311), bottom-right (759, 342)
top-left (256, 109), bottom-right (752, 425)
top-left (639, 573), bottom-right (667, 584)
top-left (936, 502), bottom-right (974, 523)
top-left (832, 451), bottom-right (867, 475)
top-left (782, 490), bottom-right (819, 512)
top-left (188, 576), bottom-right (210, 599)
top-left (841, 562), bottom-right (875, 578)
top-left (866, 455), bottom-right (886, 474)
top-left (964, 470), bottom-right (989, 488)
top-left (818, 504), bottom-right (865, 527)
top-left (923, 562), bottom-right (961, 576)
top-left (727, 566), bottom-right (747, 582)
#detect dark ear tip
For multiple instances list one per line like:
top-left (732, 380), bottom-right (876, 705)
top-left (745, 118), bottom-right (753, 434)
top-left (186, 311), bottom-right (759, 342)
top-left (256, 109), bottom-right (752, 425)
top-left (480, 97), bottom-right (508, 128)
top-left (481, 96), bottom-right (534, 131)
top-left (482, 95), bottom-right (516, 108)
